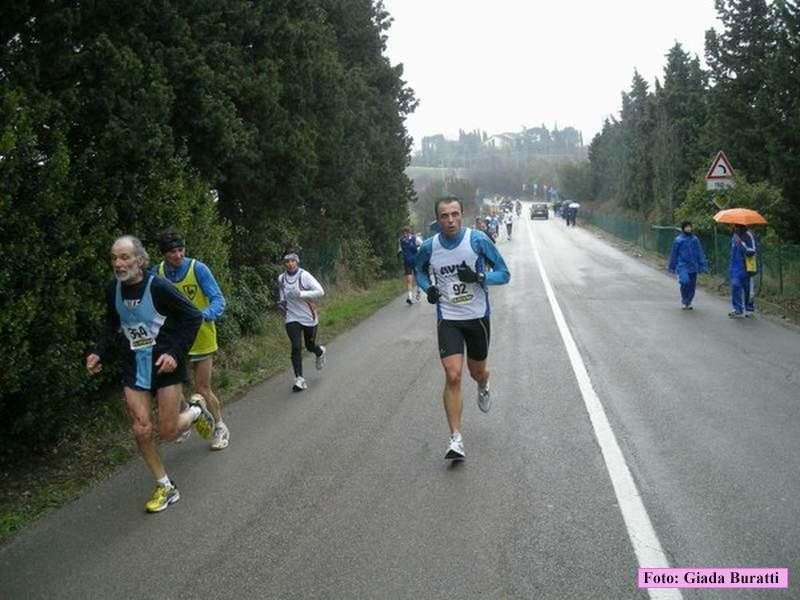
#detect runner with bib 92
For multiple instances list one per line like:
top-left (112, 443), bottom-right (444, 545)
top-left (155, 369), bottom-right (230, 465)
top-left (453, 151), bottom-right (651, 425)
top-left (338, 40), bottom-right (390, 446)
top-left (414, 196), bottom-right (510, 461)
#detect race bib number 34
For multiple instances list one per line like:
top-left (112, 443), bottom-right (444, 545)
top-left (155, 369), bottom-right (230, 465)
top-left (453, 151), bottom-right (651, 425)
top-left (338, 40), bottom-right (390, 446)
top-left (124, 323), bottom-right (156, 350)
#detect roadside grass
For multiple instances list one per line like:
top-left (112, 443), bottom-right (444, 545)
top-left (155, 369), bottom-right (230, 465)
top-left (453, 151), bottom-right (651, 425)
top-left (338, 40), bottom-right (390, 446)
top-left (583, 223), bottom-right (800, 326)
top-left (0, 278), bottom-right (405, 542)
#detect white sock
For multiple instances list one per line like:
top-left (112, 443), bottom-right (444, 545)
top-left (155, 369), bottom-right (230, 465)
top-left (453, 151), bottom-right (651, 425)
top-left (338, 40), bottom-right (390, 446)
top-left (407, 291), bottom-right (413, 300)
top-left (216, 420), bottom-right (225, 430)
top-left (188, 405), bottom-right (202, 420)
top-left (451, 431), bottom-right (462, 442)
top-left (157, 475), bottom-right (172, 488)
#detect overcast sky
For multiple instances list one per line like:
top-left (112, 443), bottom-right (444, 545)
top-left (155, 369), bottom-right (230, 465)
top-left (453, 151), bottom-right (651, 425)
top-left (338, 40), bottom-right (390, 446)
top-left (381, 0), bottom-right (721, 148)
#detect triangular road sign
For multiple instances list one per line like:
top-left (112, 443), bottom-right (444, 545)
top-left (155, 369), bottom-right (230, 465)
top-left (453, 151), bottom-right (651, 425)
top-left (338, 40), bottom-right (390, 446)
top-left (705, 150), bottom-right (736, 180)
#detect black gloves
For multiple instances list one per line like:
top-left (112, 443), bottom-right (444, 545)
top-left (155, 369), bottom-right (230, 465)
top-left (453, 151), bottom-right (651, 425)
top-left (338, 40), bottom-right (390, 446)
top-left (457, 261), bottom-right (483, 283)
top-left (426, 286), bottom-right (441, 304)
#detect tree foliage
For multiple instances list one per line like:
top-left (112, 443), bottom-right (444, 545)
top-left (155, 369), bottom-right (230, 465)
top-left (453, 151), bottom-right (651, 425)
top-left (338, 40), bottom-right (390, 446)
top-left (0, 1), bottom-right (415, 442)
top-left (585, 1), bottom-right (800, 241)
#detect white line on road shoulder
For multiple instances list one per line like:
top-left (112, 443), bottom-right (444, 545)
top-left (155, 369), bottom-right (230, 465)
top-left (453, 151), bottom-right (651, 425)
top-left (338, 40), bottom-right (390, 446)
top-left (524, 218), bottom-right (682, 600)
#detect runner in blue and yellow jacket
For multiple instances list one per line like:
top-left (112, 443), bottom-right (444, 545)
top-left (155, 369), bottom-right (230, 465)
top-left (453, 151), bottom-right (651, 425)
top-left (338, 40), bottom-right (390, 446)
top-left (155, 228), bottom-right (230, 449)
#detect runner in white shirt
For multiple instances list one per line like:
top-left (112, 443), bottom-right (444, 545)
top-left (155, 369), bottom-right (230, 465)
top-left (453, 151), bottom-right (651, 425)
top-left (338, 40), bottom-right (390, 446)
top-left (503, 210), bottom-right (514, 241)
top-left (415, 196), bottom-right (511, 460)
top-left (277, 252), bottom-right (327, 391)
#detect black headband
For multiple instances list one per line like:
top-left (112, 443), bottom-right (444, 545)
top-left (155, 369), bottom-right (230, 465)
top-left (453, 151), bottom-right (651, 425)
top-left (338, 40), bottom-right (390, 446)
top-left (160, 236), bottom-right (185, 253)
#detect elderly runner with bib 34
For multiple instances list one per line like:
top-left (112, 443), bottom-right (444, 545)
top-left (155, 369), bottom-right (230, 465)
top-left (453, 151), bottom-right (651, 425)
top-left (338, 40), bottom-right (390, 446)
top-left (415, 196), bottom-right (510, 461)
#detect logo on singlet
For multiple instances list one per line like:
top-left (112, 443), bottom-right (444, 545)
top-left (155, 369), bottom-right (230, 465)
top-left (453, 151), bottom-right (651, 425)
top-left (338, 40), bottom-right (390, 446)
top-left (183, 284), bottom-right (198, 300)
top-left (439, 264), bottom-right (460, 276)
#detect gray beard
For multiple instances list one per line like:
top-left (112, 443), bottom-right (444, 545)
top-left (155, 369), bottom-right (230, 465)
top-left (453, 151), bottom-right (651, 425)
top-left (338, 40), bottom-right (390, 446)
top-left (115, 264), bottom-right (142, 283)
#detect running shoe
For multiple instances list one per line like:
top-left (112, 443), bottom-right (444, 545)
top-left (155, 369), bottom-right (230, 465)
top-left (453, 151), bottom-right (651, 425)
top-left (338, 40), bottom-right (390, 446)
top-left (477, 383), bottom-right (491, 413)
top-left (189, 394), bottom-right (216, 439)
top-left (728, 311), bottom-right (744, 319)
top-left (415, 289), bottom-right (421, 302)
top-left (316, 346), bottom-right (327, 370)
top-left (174, 428), bottom-right (192, 444)
top-left (445, 434), bottom-right (465, 460)
top-left (145, 484), bottom-right (180, 513)
top-left (406, 298), bottom-right (413, 305)
top-left (745, 311), bottom-right (755, 318)
top-left (292, 376), bottom-right (308, 392)
top-left (210, 423), bottom-right (230, 451)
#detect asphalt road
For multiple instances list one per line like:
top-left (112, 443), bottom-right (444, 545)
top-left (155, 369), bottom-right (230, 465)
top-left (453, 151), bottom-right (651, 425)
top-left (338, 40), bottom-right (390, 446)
top-left (2, 210), bottom-right (798, 599)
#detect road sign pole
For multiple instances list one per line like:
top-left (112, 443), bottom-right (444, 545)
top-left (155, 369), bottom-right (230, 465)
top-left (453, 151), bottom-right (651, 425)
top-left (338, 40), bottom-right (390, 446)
top-left (712, 225), bottom-right (718, 276)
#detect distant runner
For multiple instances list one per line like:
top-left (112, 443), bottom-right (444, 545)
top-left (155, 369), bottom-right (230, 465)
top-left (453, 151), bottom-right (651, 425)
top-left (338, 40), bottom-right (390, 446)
top-left (399, 225), bottom-right (422, 304)
top-left (277, 251), bottom-right (327, 391)
top-left (503, 209), bottom-right (514, 240)
top-left (86, 236), bottom-right (213, 513)
top-left (415, 196), bottom-right (510, 460)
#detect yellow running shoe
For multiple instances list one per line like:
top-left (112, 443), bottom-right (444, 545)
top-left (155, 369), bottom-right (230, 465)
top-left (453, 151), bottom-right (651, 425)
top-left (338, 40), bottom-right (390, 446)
top-left (189, 393), bottom-right (216, 440)
top-left (145, 484), bottom-right (180, 513)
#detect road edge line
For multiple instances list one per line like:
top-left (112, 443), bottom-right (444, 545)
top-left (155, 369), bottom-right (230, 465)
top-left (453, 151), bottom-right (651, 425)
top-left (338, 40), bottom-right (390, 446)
top-left (524, 216), bottom-right (682, 600)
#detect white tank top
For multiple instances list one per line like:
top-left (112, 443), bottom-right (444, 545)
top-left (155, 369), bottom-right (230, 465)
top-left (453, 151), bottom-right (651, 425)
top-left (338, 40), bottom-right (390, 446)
top-left (431, 229), bottom-right (487, 320)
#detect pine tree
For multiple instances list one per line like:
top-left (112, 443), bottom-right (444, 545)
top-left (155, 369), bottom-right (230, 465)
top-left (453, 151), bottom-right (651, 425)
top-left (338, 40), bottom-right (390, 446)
top-left (618, 70), bottom-right (654, 211)
top-left (651, 44), bottom-right (708, 220)
top-left (705, 0), bottom-right (775, 182)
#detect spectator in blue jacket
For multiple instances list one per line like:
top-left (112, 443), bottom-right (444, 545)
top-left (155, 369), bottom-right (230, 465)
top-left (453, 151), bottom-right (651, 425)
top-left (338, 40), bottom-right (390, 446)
top-left (728, 224), bottom-right (758, 318)
top-left (667, 221), bottom-right (708, 310)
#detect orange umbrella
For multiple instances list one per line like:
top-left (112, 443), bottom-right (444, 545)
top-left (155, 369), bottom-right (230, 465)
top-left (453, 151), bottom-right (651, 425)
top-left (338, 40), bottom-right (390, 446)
top-left (713, 208), bottom-right (768, 226)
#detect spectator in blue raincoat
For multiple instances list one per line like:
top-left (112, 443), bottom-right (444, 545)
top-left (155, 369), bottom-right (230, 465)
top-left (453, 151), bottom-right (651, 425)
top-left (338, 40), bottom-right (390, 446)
top-left (728, 224), bottom-right (758, 318)
top-left (667, 221), bottom-right (709, 310)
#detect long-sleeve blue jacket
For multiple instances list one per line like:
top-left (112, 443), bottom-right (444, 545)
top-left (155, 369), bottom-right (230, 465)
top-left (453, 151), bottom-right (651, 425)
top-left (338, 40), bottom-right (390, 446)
top-left (668, 233), bottom-right (708, 275)
top-left (729, 232), bottom-right (757, 278)
top-left (151, 257), bottom-right (226, 321)
top-left (414, 227), bottom-right (511, 292)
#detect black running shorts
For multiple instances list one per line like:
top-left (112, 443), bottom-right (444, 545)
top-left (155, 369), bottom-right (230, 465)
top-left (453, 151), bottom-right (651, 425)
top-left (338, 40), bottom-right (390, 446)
top-left (120, 352), bottom-right (188, 392)
top-left (437, 317), bottom-right (491, 361)
top-left (403, 261), bottom-right (414, 275)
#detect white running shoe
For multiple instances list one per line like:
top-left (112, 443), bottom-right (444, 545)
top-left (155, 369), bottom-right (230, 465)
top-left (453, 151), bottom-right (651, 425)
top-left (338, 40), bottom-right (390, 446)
top-left (445, 434), bottom-right (465, 460)
top-left (477, 383), bottom-right (491, 413)
top-left (210, 423), bottom-right (230, 450)
top-left (293, 376), bottom-right (308, 391)
top-left (316, 346), bottom-right (327, 370)
top-left (174, 428), bottom-right (192, 444)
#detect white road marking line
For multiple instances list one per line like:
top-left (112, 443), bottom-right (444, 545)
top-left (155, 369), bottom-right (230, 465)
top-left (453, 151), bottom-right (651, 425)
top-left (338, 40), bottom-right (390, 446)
top-left (524, 218), bottom-right (682, 600)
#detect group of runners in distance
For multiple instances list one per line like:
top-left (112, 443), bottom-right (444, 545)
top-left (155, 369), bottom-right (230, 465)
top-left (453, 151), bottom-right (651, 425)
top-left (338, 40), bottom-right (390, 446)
top-left (86, 231), bottom-right (327, 513)
top-left (87, 194), bottom-right (509, 513)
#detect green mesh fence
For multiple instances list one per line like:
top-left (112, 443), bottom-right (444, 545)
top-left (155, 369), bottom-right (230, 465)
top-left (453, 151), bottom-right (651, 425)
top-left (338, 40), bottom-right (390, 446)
top-left (299, 243), bottom-right (341, 281)
top-left (582, 209), bottom-right (800, 298)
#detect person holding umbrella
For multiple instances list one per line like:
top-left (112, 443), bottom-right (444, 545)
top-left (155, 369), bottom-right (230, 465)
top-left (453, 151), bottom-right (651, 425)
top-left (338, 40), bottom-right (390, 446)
top-left (728, 224), bottom-right (758, 318)
top-left (667, 221), bottom-right (708, 310)
top-left (713, 208), bottom-right (765, 319)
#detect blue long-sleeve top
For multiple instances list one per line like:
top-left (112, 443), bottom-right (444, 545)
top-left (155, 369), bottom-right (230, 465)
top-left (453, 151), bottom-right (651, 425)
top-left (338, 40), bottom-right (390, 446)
top-left (729, 231), bottom-right (757, 277)
top-left (668, 233), bottom-right (708, 274)
top-left (414, 227), bottom-right (511, 291)
top-left (151, 257), bottom-right (226, 321)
